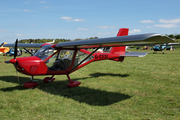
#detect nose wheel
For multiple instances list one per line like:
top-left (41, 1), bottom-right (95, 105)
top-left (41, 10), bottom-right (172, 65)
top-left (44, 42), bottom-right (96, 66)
top-left (23, 76), bottom-right (38, 89)
top-left (23, 81), bottom-right (38, 89)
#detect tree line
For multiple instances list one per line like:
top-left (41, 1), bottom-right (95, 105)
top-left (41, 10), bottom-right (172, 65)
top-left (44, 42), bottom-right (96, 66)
top-left (167, 34), bottom-right (180, 39)
top-left (18, 37), bottom-right (99, 43)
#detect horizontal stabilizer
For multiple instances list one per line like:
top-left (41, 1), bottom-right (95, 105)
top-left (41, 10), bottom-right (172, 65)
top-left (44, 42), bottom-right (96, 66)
top-left (120, 52), bottom-right (148, 57)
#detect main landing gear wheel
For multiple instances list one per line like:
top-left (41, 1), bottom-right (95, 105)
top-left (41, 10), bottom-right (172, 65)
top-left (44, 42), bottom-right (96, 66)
top-left (66, 74), bottom-right (81, 87)
top-left (68, 81), bottom-right (81, 87)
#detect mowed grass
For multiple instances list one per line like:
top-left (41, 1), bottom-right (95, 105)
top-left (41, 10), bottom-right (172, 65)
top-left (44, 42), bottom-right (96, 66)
top-left (0, 48), bottom-right (180, 120)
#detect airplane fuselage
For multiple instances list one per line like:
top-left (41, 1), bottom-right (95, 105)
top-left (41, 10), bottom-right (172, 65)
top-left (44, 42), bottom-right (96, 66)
top-left (10, 45), bottom-right (123, 76)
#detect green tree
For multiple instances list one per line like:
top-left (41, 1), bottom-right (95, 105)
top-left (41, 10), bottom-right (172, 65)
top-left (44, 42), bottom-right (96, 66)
top-left (168, 34), bottom-right (174, 38)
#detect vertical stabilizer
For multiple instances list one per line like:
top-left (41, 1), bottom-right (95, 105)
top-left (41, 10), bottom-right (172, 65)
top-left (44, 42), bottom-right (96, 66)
top-left (117, 28), bottom-right (129, 36)
top-left (0, 42), bottom-right (5, 47)
top-left (110, 28), bottom-right (129, 61)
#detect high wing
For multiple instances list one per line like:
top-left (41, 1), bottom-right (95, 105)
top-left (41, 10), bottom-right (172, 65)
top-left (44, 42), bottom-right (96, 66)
top-left (54, 33), bottom-right (174, 49)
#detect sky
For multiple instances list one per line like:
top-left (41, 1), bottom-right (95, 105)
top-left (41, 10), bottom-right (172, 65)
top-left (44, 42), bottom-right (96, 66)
top-left (0, 0), bottom-right (180, 43)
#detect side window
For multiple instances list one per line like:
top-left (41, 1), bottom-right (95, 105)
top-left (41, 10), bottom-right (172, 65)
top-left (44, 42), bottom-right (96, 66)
top-left (96, 47), bottom-right (111, 53)
top-left (45, 51), bottom-right (57, 68)
top-left (73, 51), bottom-right (94, 67)
top-left (48, 50), bottom-right (75, 71)
top-left (57, 50), bottom-right (74, 69)
top-left (58, 50), bottom-right (74, 60)
top-left (103, 47), bottom-right (111, 52)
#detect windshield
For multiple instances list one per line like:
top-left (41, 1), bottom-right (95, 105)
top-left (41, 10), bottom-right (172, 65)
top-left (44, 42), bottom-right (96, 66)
top-left (34, 46), bottom-right (55, 61)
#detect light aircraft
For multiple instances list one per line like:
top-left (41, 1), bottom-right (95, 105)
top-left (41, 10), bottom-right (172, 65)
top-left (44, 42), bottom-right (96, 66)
top-left (152, 43), bottom-right (178, 54)
top-left (0, 42), bottom-right (10, 55)
top-left (5, 48), bottom-right (21, 56)
top-left (4, 28), bottom-right (174, 88)
top-left (47, 39), bottom-right (55, 44)
top-left (153, 44), bottom-right (167, 54)
top-left (0, 42), bottom-right (10, 60)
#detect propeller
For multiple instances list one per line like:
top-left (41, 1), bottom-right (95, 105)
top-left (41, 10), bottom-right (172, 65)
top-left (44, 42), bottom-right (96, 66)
top-left (5, 39), bottom-right (19, 82)
top-left (14, 39), bottom-right (19, 83)
top-left (5, 39), bottom-right (18, 64)
top-left (4, 39), bottom-right (19, 83)
top-left (14, 39), bottom-right (18, 59)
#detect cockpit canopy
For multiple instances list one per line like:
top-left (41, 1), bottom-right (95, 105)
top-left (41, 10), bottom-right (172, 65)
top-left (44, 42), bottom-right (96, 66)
top-left (34, 46), bottom-right (55, 61)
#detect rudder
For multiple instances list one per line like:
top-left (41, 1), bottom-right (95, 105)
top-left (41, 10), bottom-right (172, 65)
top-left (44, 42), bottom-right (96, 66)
top-left (110, 28), bottom-right (129, 61)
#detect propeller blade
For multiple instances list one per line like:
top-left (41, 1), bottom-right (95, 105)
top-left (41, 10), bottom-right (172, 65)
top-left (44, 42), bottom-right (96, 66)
top-left (14, 39), bottom-right (18, 59)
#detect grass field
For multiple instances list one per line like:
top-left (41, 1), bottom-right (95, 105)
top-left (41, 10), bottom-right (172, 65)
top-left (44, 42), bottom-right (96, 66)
top-left (0, 47), bottom-right (180, 119)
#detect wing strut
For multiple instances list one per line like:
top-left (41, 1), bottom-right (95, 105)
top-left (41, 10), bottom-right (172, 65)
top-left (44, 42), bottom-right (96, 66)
top-left (67, 47), bottom-right (100, 88)
top-left (23, 47), bottom-right (34, 56)
top-left (69, 46), bottom-right (101, 73)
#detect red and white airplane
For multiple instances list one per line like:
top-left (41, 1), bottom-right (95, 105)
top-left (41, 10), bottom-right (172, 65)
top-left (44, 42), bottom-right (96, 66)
top-left (4, 28), bottom-right (174, 88)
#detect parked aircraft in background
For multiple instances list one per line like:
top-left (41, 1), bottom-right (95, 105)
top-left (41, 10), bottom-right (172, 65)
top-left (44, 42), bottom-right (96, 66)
top-left (0, 42), bottom-right (10, 55)
top-left (5, 48), bottom-right (22, 56)
top-left (47, 39), bottom-right (55, 44)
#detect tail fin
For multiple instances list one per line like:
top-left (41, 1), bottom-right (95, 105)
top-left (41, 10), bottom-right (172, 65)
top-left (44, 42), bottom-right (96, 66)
top-left (0, 42), bottom-right (5, 47)
top-left (116, 28), bottom-right (129, 36)
top-left (110, 28), bottom-right (129, 61)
